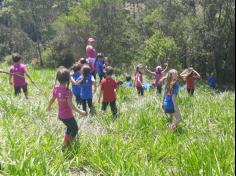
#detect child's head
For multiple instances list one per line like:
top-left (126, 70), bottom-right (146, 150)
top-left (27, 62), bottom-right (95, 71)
top-left (105, 66), bottom-right (114, 76)
top-left (97, 53), bottom-right (104, 60)
top-left (126, 75), bottom-right (132, 82)
top-left (81, 64), bottom-right (91, 76)
top-left (12, 53), bottom-right (22, 63)
top-left (163, 69), bottom-right (178, 94)
top-left (136, 64), bottom-right (143, 73)
top-left (104, 57), bottom-right (112, 65)
top-left (72, 64), bottom-right (81, 73)
top-left (79, 57), bottom-right (87, 65)
top-left (56, 67), bottom-right (70, 86)
top-left (88, 38), bottom-right (95, 45)
top-left (156, 66), bottom-right (162, 73)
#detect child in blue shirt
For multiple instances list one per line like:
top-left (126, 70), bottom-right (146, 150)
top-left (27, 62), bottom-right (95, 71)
top-left (208, 72), bottom-right (216, 89)
top-left (77, 64), bottom-right (97, 115)
top-left (71, 64), bottom-right (82, 106)
top-left (123, 75), bottom-right (132, 88)
top-left (95, 53), bottom-right (105, 82)
top-left (161, 69), bottom-right (182, 130)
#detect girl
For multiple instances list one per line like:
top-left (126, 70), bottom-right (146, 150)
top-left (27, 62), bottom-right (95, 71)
top-left (146, 63), bottom-right (168, 94)
top-left (47, 67), bottom-right (86, 146)
top-left (95, 53), bottom-right (105, 82)
top-left (86, 38), bottom-right (97, 78)
top-left (77, 64), bottom-right (97, 115)
top-left (208, 72), bottom-right (216, 89)
top-left (161, 69), bottom-right (181, 130)
top-left (71, 64), bottom-right (82, 107)
top-left (103, 57), bottom-right (112, 74)
top-left (134, 64), bottom-right (144, 96)
top-left (9, 53), bottom-right (34, 99)
top-left (180, 66), bottom-right (201, 96)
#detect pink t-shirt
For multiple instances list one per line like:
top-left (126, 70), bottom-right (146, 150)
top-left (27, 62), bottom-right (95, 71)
top-left (86, 45), bottom-right (97, 58)
top-left (52, 86), bottom-right (73, 119)
top-left (10, 64), bottom-right (27, 87)
top-left (134, 72), bottom-right (143, 88)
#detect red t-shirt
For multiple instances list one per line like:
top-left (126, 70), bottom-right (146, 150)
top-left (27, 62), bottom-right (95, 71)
top-left (101, 77), bottom-right (117, 103)
top-left (186, 75), bottom-right (197, 89)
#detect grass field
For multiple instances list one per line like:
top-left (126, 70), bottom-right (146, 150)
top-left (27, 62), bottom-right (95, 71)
top-left (0, 67), bottom-right (235, 176)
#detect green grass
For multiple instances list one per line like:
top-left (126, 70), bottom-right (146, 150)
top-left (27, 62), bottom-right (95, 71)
top-left (0, 67), bottom-right (235, 176)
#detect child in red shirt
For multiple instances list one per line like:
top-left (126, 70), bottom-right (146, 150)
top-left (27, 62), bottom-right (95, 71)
top-left (98, 66), bottom-right (118, 116)
top-left (180, 66), bottom-right (200, 96)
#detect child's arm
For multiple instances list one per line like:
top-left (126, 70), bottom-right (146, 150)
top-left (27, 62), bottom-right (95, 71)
top-left (98, 88), bottom-right (103, 103)
top-left (162, 63), bottom-right (168, 73)
top-left (47, 97), bottom-right (56, 111)
top-left (145, 66), bottom-right (155, 75)
top-left (92, 79), bottom-right (97, 93)
top-left (9, 74), bottom-right (13, 85)
top-left (71, 76), bottom-right (77, 85)
top-left (193, 70), bottom-right (201, 79)
top-left (172, 95), bottom-right (179, 112)
top-left (67, 97), bottom-right (86, 116)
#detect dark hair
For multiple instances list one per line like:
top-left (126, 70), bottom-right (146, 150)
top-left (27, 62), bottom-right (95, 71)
top-left (79, 58), bottom-right (87, 65)
top-left (105, 66), bottom-right (114, 76)
top-left (81, 64), bottom-right (91, 83)
top-left (56, 67), bottom-right (70, 88)
top-left (71, 64), bottom-right (81, 73)
top-left (126, 75), bottom-right (131, 81)
top-left (12, 53), bottom-right (22, 63)
top-left (97, 53), bottom-right (104, 59)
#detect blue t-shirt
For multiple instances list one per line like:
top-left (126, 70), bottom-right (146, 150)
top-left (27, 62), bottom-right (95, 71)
top-left (123, 81), bottom-right (132, 88)
top-left (71, 73), bottom-right (81, 96)
top-left (80, 74), bottom-right (94, 100)
top-left (208, 76), bottom-right (216, 88)
top-left (163, 83), bottom-right (179, 111)
top-left (95, 59), bottom-right (105, 76)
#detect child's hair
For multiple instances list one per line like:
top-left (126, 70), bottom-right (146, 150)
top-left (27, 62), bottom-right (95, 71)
top-left (126, 75), bottom-right (132, 81)
top-left (156, 66), bottom-right (162, 74)
top-left (56, 67), bottom-right (71, 88)
top-left (135, 64), bottom-right (142, 75)
top-left (104, 57), bottom-right (112, 65)
top-left (105, 66), bottom-right (114, 76)
top-left (71, 63), bottom-right (82, 73)
top-left (161, 69), bottom-right (178, 95)
top-left (97, 53), bottom-right (104, 59)
top-left (12, 53), bottom-right (22, 63)
top-left (81, 64), bottom-right (91, 83)
top-left (79, 58), bottom-right (87, 65)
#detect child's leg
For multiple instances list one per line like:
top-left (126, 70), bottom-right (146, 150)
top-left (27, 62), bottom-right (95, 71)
top-left (22, 84), bottom-right (28, 99)
top-left (171, 109), bottom-right (182, 129)
top-left (110, 100), bottom-right (118, 116)
top-left (88, 99), bottom-right (95, 114)
top-left (140, 87), bottom-right (144, 96)
top-left (61, 118), bottom-right (79, 145)
top-left (75, 95), bottom-right (82, 106)
top-left (101, 102), bottom-right (108, 112)
top-left (157, 86), bottom-right (162, 94)
top-left (81, 99), bottom-right (87, 113)
top-left (14, 86), bottom-right (21, 96)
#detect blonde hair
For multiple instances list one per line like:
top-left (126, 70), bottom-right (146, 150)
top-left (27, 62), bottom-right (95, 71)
top-left (160, 69), bottom-right (178, 95)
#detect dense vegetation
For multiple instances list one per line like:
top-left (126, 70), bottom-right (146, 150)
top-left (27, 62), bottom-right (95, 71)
top-left (0, 68), bottom-right (235, 175)
top-left (0, 0), bottom-right (235, 84)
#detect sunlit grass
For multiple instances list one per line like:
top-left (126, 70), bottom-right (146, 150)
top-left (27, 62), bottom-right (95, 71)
top-left (0, 67), bottom-right (235, 175)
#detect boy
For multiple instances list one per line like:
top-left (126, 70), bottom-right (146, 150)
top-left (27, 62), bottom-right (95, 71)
top-left (9, 53), bottom-right (34, 99)
top-left (98, 66), bottom-right (118, 116)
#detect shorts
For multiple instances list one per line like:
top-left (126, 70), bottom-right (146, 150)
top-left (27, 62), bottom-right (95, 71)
top-left (136, 87), bottom-right (144, 96)
top-left (157, 85), bottom-right (162, 94)
top-left (14, 84), bottom-right (28, 96)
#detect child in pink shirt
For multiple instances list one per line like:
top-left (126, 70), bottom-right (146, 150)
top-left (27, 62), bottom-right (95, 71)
top-left (9, 53), bottom-right (34, 99)
top-left (47, 67), bottom-right (86, 146)
top-left (134, 64), bottom-right (144, 96)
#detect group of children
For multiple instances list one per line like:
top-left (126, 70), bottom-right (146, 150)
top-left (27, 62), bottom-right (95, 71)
top-left (2, 38), bottom-right (217, 145)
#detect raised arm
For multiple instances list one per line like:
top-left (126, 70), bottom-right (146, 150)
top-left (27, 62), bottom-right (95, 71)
top-left (145, 66), bottom-right (156, 75)
top-left (193, 69), bottom-right (201, 79)
top-left (162, 63), bottom-right (168, 73)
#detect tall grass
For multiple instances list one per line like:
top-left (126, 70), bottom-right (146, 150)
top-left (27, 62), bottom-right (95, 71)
top-left (0, 67), bottom-right (235, 175)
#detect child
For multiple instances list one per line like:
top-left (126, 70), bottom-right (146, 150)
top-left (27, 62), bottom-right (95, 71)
top-left (134, 64), bottom-right (144, 96)
top-left (9, 53), bottom-right (34, 99)
top-left (79, 57), bottom-right (87, 65)
top-left (98, 66), bottom-right (118, 116)
top-left (208, 72), bottom-right (216, 89)
top-left (161, 69), bottom-right (181, 130)
top-left (86, 38), bottom-right (97, 78)
top-left (103, 57), bottom-right (112, 73)
top-left (47, 67), bottom-right (86, 146)
top-left (77, 64), bottom-right (97, 115)
top-left (180, 66), bottom-right (200, 96)
top-left (146, 63), bottom-right (168, 94)
top-left (95, 53), bottom-right (105, 82)
top-left (123, 75), bottom-right (132, 88)
top-left (71, 64), bottom-right (82, 106)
